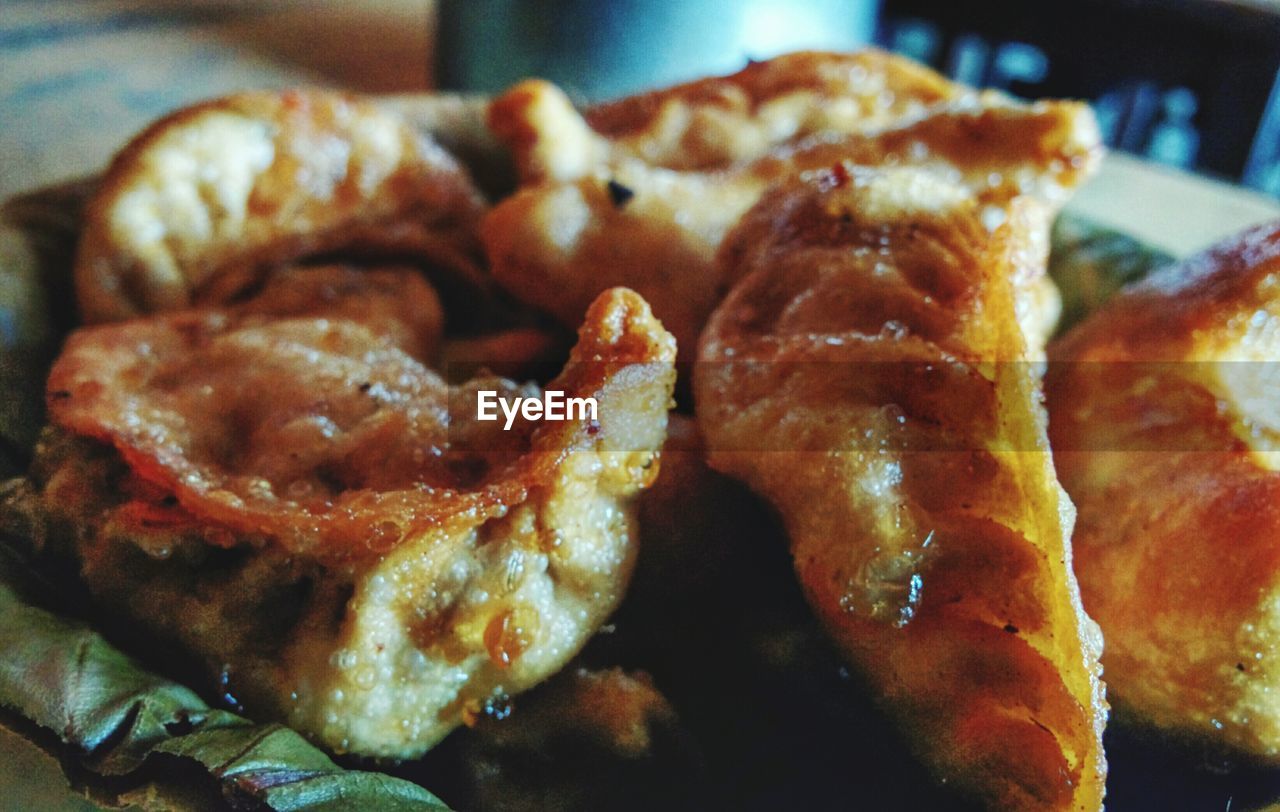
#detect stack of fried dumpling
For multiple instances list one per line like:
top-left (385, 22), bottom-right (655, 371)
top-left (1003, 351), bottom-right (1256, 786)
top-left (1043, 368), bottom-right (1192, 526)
top-left (27, 47), bottom-right (1280, 811)
top-left (484, 51), bottom-right (1110, 810)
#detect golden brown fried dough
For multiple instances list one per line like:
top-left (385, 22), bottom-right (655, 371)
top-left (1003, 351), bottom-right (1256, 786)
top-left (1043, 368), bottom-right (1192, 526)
top-left (483, 51), bottom-right (1100, 353)
top-left (239, 265), bottom-right (445, 360)
top-left (493, 49), bottom-right (958, 180)
top-left (1047, 221), bottom-right (1280, 758)
top-left (31, 283), bottom-right (676, 758)
top-left (695, 167), bottom-right (1106, 810)
top-left (75, 89), bottom-right (487, 322)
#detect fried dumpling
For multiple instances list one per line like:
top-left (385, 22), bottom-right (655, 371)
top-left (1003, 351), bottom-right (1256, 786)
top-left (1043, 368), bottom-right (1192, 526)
top-left (75, 88), bottom-right (488, 323)
top-left (483, 51), bottom-right (1100, 353)
top-left (695, 166), bottom-right (1106, 810)
top-left (493, 49), bottom-right (959, 181)
top-left (18, 276), bottom-right (676, 759)
top-left (1047, 221), bottom-right (1280, 757)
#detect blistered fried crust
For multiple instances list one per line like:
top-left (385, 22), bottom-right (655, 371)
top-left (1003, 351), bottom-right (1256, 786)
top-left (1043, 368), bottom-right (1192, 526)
top-left (482, 52), bottom-right (1098, 352)
top-left (239, 265), bottom-right (445, 360)
top-left (36, 284), bottom-right (676, 757)
top-left (492, 49), bottom-right (958, 180)
top-left (75, 89), bottom-right (487, 323)
top-left (695, 168), bottom-right (1106, 810)
top-left (1047, 221), bottom-right (1280, 757)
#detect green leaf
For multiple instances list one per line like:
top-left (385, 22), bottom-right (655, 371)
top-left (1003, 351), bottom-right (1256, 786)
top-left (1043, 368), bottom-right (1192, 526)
top-left (0, 549), bottom-right (450, 811)
top-left (1049, 212), bottom-right (1175, 333)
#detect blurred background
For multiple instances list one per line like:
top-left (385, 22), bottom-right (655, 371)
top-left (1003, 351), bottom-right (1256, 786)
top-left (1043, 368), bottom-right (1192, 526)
top-left (2, 0), bottom-right (1280, 253)
top-left (877, 0), bottom-right (1280, 197)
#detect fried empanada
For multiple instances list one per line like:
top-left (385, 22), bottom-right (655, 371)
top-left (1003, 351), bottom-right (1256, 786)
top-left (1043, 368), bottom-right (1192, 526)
top-left (19, 278), bottom-right (676, 759)
top-left (483, 51), bottom-right (1100, 352)
top-left (1047, 221), bottom-right (1280, 757)
top-left (695, 167), bottom-right (1106, 810)
top-left (493, 49), bottom-right (958, 181)
top-left (75, 89), bottom-right (488, 323)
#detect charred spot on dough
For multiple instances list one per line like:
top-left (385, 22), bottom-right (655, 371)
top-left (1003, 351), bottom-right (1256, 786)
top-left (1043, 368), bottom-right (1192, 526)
top-left (606, 179), bottom-right (635, 208)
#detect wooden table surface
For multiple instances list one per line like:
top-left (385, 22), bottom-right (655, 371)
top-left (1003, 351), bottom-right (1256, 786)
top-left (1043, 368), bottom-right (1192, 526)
top-left (0, 0), bottom-right (435, 198)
